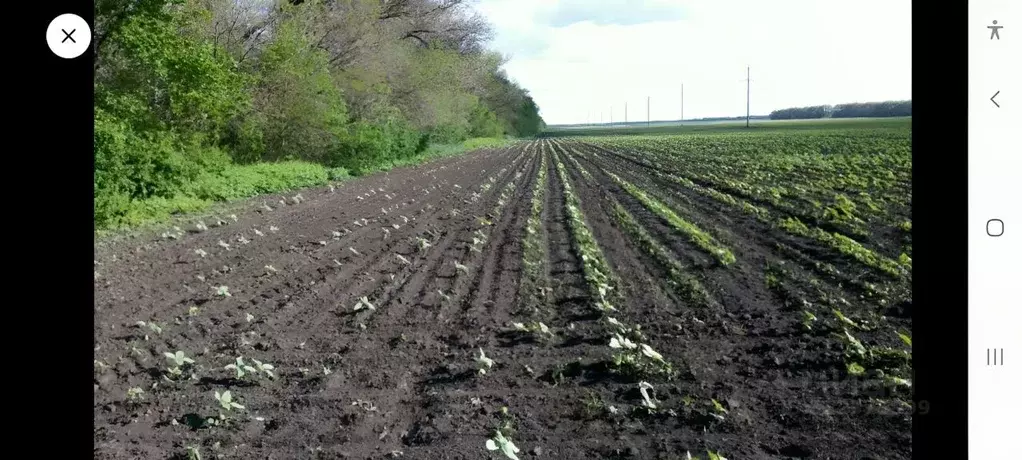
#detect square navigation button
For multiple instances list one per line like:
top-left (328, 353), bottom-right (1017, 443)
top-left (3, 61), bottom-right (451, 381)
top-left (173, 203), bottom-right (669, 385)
top-left (986, 219), bottom-right (1004, 237)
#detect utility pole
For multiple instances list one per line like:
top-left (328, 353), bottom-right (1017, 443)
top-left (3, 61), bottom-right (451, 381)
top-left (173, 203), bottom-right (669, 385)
top-left (742, 67), bottom-right (751, 128)
top-left (647, 96), bottom-right (650, 128)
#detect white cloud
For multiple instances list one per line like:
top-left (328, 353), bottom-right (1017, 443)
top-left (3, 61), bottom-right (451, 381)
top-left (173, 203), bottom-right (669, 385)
top-left (475, 0), bottom-right (912, 125)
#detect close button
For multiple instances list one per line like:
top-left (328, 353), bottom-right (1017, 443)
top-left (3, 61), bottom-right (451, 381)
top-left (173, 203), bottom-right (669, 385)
top-left (46, 14), bottom-right (91, 59)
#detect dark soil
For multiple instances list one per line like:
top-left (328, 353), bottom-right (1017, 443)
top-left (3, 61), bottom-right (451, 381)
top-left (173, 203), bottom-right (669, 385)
top-left (95, 140), bottom-right (911, 460)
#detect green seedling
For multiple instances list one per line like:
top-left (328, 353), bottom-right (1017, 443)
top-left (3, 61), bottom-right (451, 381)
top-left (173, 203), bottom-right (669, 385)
top-left (512, 321), bottom-right (553, 340)
top-left (215, 390), bottom-right (245, 412)
top-left (897, 330), bottom-right (912, 347)
top-left (833, 309), bottom-right (858, 328)
top-left (136, 321), bottom-right (163, 336)
top-left (847, 362), bottom-right (866, 376)
top-left (186, 446), bottom-right (202, 460)
top-left (706, 451), bottom-right (729, 460)
top-left (353, 296), bottom-right (375, 311)
top-left (638, 381), bottom-right (658, 411)
top-left (485, 429), bottom-right (520, 460)
top-left (126, 387), bottom-right (145, 402)
top-left (225, 356), bottom-right (255, 379)
top-left (801, 311), bottom-right (818, 331)
top-left (454, 261), bottom-right (470, 275)
top-left (215, 286), bottom-right (231, 297)
top-left (708, 399), bottom-right (727, 422)
top-left (163, 350), bottom-right (195, 378)
top-left (476, 348), bottom-right (494, 375)
top-left (188, 306), bottom-right (201, 316)
top-left (195, 249), bottom-right (208, 258)
top-left (609, 334), bottom-right (672, 378)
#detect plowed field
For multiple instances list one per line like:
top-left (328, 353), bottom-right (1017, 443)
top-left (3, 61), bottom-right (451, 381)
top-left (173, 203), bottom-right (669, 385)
top-left (95, 132), bottom-right (912, 459)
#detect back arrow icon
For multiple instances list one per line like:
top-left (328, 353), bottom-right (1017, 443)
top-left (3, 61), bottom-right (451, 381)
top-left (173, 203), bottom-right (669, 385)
top-left (991, 91), bottom-right (1000, 107)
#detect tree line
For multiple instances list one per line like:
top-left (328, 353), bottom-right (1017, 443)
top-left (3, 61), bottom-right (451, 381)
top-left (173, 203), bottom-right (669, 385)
top-left (94, 0), bottom-right (544, 227)
top-left (769, 100), bottom-right (911, 120)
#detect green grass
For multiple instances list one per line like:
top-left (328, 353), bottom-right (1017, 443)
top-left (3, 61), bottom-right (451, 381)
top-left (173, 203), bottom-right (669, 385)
top-left (95, 137), bottom-right (517, 237)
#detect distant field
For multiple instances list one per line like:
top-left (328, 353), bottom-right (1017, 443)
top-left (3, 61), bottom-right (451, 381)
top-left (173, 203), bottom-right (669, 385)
top-left (542, 116), bottom-right (912, 137)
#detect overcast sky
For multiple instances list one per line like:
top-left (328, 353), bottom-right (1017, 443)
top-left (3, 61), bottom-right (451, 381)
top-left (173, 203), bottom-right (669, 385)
top-left (473, 0), bottom-right (912, 125)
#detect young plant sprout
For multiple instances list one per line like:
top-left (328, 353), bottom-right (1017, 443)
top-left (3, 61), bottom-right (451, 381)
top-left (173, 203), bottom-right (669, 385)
top-left (512, 321), bottom-right (553, 339)
top-left (195, 249), bottom-right (208, 258)
top-left (246, 313), bottom-right (255, 322)
top-left (437, 290), bottom-right (451, 302)
top-left (638, 382), bottom-right (657, 410)
top-left (265, 265), bottom-right (278, 274)
top-left (897, 330), bottom-right (912, 347)
top-left (454, 261), bottom-right (470, 275)
top-left (332, 231), bottom-right (342, 239)
top-left (196, 222), bottom-right (208, 232)
top-left (640, 344), bottom-right (664, 362)
top-left (214, 390), bottom-right (245, 412)
top-left (323, 366), bottom-right (333, 376)
top-left (392, 223), bottom-right (400, 229)
top-left (349, 247), bottom-right (361, 256)
top-left (164, 350), bottom-right (195, 378)
top-left (353, 296), bottom-right (375, 311)
top-left (396, 254), bottom-right (411, 265)
top-left (126, 387), bottom-right (145, 401)
top-left (253, 228), bottom-right (264, 237)
top-left (485, 430), bottom-right (520, 460)
top-left (801, 311), bottom-right (818, 331)
top-left (417, 237), bottom-right (432, 252)
top-left (609, 334), bottom-right (636, 350)
top-left (218, 240), bottom-right (231, 250)
top-left (225, 356), bottom-right (256, 379)
top-left (833, 309), bottom-right (859, 328)
top-left (401, 215), bottom-right (409, 223)
top-left (188, 306), bottom-right (200, 316)
top-left (262, 203), bottom-right (274, 212)
top-left (215, 286), bottom-right (231, 297)
top-left (229, 214), bottom-right (238, 222)
top-left (476, 348), bottom-right (494, 374)
top-left (269, 226), bottom-right (279, 233)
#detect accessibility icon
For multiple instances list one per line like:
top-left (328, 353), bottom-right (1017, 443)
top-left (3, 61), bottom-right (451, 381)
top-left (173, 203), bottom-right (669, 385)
top-left (988, 20), bottom-right (1003, 40)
